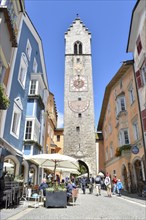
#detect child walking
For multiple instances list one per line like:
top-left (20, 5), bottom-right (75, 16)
top-left (117, 179), bottom-right (123, 196)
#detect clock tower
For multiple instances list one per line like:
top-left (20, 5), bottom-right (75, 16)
top-left (64, 16), bottom-right (97, 175)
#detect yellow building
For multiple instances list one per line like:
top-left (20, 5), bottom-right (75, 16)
top-left (96, 132), bottom-right (104, 174)
top-left (97, 60), bottom-right (145, 193)
top-left (45, 92), bottom-right (58, 154)
top-left (53, 128), bottom-right (64, 155)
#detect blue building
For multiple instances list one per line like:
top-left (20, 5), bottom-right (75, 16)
top-left (0, 12), bottom-right (49, 185)
top-left (0, 0), bottom-right (25, 178)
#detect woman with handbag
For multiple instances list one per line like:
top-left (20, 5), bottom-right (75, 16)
top-left (104, 173), bottom-right (112, 197)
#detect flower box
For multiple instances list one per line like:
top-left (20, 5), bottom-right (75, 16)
top-left (45, 191), bottom-right (67, 208)
top-left (0, 85), bottom-right (10, 110)
top-left (115, 145), bottom-right (131, 157)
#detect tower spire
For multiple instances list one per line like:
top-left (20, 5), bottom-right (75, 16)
top-left (76, 13), bottom-right (80, 20)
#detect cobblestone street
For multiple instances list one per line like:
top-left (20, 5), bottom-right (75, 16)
top-left (1, 189), bottom-right (145, 220)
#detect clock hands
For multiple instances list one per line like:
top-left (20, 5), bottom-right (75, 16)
top-left (73, 75), bottom-right (84, 88)
top-left (70, 75), bottom-right (87, 91)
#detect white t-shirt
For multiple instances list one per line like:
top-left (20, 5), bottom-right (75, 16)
top-left (104, 176), bottom-right (110, 186)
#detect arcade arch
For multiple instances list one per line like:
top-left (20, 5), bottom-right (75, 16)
top-left (22, 160), bottom-right (29, 183)
top-left (4, 155), bottom-right (20, 177)
top-left (132, 157), bottom-right (144, 184)
top-left (121, 164), bottom-right (128, 191)
top-left (78, 160), bottom-right (89, 177)
top-left (29, 164), bottom-right (38, 185)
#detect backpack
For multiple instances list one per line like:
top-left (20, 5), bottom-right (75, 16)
top-left (95, 176), bottom-right (101, 184)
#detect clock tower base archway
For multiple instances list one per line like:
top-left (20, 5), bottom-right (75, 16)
top-left (78, 160), bottom-right (89, 177)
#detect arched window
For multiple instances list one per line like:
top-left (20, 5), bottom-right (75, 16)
top-left (74, 41), bottom-right (82, 55)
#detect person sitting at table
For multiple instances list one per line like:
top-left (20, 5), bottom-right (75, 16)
top-left (60, 179), bottom-right (65, 188)
top-left (66, 179), bottom-right (76, 203)
top-left (39, 178), bottom-right (48, 196)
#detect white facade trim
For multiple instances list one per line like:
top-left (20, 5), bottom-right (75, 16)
top-left (18, 52), bottom-right (28, 89)
top-left (22, 160), bottom-right (29, 183)
top-left (10, 102), bottom-right (22, 139)
top-left (14, 96), bottom-right (23, 110)
top-left (22, 14), bottom-right (48, 89)
top-left (26, 39), bottom-right (32, 61)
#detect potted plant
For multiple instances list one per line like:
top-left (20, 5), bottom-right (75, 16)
top-left (45, 183), bottom-right (67, 208)
top-left (0, 85), bottom-right (10, 110)
top-left (115, 145), bottom-right (131, 157)
top-left (115, 147), bottom-right (121, 157)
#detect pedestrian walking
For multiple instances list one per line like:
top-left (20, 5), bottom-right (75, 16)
top-left (88, 174), bottom-right (95, 194)
top-left (104, 173), bottom-right (112, 197)
top-left (66, 179), bottom-right (77, 203)
top-left (112, 174), bottom-right (118, 195)
top-left (117, 179), bottom-right (123, 196)
top-left (95, 174), bottom-right (101, 196)
top-left (81, 176), bottom-right (87, 194)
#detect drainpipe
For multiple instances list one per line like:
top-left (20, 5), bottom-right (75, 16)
top-left (132, 60), bottom-right (146, 180)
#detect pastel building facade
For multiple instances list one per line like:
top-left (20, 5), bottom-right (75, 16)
top-left (45, 92), bottom-right (58, 155)
top-left (0, 0), bottom-right (25, 85)
top-left (0, 0), bottom-right (25, 177)
top-left (127, 0), bottom-right (146, 168)
top-left (97, 61), bottom-right (145, 192)
top-left (0, 11), bottom-right (49, 184)
top-left (53, 128), bottom-right (64, 155)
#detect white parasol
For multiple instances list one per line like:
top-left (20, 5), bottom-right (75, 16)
top-left (98, 172), bottom-right (105, 177)
top-left (4, 162), bottom-right (14, 168)
top-left (45, 166), bottom-right (80, 175)
top-left (24, 153), bottom-right (79, 176)
top-left (3, 162), bottom-right (14, 173)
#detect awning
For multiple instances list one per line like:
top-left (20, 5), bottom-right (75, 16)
top-left (0, 137), bottom-right (23, 157)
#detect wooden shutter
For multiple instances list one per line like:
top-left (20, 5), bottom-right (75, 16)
top-left (136, 70), bottom-right (143, 89)
top-left (141, 109), bottom-right (146, 131)
top-left (136, 35), bottom-right (142, 55)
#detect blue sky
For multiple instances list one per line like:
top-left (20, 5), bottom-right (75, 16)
top-left (25, 0), bottom-right (136, 128)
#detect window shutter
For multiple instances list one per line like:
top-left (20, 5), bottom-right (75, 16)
top-left (141, 109), bottom-right (146, 131)
top-left (142, 118), bottom-right (146, 131)
top-left (136, 35), bottom-right (142, 55)
top-left (136, 70), bottom-right (143, 88)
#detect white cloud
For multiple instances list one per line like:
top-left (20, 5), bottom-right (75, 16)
top-left (57, 112), bottom-right (64, 128)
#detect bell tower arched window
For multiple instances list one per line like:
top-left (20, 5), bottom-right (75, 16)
top-left (74, 41), bottom-right (82, 55)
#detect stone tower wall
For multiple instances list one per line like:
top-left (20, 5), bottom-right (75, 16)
top-left (64, 19), bottom-right (97, 175)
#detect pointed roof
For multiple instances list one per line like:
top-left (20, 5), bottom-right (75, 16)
top-left (65, 15), bottom-right (91, 35)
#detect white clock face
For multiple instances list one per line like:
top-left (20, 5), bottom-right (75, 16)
top-left (70, 76), bottom-right (88, 91)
